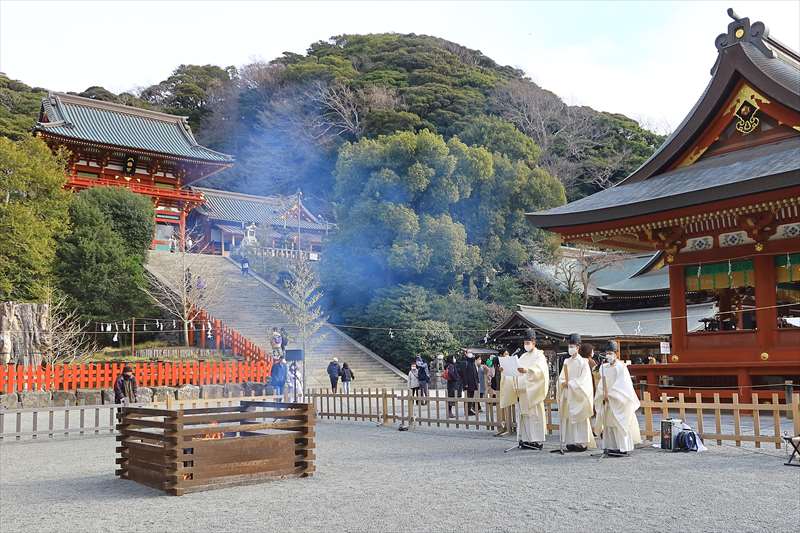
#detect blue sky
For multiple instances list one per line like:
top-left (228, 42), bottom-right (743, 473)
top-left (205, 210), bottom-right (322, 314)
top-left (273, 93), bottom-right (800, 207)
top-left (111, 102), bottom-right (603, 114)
top-left (1, 1), bottom-right (797, 132)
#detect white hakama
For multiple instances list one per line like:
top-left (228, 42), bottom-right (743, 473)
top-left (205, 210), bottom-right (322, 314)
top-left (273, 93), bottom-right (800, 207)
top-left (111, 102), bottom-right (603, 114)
top-left (516, 401), bottom-right (546, 442)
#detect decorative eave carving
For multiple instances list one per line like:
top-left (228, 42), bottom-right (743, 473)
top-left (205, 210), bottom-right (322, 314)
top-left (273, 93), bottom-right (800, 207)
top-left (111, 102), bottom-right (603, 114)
top-left (712, 9), bottom-right (773, 74)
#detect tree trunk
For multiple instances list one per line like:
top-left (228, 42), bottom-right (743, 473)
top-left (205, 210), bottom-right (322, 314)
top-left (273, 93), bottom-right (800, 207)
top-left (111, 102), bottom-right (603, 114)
top-left (0, 302), bottom-right (48, 365)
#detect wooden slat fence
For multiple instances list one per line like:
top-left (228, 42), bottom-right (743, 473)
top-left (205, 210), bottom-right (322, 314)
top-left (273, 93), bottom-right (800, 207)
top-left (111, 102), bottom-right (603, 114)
top-left (307, 389), bottom-right (800, 449)
top-left (0, 361), bottom-right (271, 393)
top-left (0, 395), bottom-right (278, 441)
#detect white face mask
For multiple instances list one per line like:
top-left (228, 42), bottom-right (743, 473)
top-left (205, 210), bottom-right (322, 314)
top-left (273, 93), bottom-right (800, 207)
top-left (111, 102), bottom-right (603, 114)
top-left (523, 342), bottom-right (534, 352)
top-left (568, 346), bottom-right (578, 356)
top-left (605, 352), bottom-right (617, 363)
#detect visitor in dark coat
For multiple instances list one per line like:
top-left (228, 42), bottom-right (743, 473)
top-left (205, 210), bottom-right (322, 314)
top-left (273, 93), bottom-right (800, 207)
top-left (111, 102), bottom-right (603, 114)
top-left (113, 365), bottom-right (138, 404)
top-left (460, 352), bottom-right (480, 416)
top-left (326, 357), bottom-right (341, 392)
top-left (445, 356), bottom-right (462, 417)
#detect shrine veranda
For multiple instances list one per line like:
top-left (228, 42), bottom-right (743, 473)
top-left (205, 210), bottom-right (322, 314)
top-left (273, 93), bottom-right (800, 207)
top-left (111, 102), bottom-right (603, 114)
top-left (0, 420), bottom-right (797, 532)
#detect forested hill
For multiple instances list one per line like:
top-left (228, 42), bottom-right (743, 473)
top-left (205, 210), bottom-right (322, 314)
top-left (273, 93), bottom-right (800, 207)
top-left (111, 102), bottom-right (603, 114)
top-left (1, 33), bottom-right (663, 205)
top-left (2, 33), bottom-right (666, 365)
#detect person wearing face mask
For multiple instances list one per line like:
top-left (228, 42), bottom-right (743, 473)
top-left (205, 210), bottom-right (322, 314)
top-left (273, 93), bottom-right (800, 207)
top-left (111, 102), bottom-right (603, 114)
top-left (593, 340), bottom-right (641, 457)
top-left (553, 333), bottom-right (596, 453)
top-left (499, 329), bottom-right (549, 450)
top-left (113, 365), bottom-right (138, 404)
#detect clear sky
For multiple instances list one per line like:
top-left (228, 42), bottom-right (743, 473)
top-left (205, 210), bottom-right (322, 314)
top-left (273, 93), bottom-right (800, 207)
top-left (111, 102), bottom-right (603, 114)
top-left (1, 0), bottom-right (797, 133)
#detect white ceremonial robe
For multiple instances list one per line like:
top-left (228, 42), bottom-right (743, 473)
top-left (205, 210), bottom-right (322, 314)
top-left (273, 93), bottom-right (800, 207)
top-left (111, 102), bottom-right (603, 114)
top-left (499, 348), bottom-right (549, 442)
top-left (557, 355), bottom-right (596, 447)
top-left (593, 361), bottom-right (641, 452)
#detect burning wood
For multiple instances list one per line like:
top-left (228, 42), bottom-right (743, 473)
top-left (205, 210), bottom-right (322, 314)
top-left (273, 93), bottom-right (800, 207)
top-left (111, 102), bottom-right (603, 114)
top-left (198, 421), bottom-right (224, 440)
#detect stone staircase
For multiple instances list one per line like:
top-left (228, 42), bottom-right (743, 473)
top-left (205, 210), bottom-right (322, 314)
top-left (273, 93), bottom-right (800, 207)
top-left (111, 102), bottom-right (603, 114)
top-left (145, 251), bottom-right (406, 390)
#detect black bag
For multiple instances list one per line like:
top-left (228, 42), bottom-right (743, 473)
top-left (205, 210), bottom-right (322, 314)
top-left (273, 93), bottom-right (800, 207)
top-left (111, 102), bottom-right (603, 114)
top-left (674, 430), bottom-right (699, 452)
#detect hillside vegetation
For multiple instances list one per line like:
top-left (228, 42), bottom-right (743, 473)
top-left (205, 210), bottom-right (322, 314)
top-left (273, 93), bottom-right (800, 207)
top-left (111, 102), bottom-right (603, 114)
top-left (0, 33), bottom-right (664, 364)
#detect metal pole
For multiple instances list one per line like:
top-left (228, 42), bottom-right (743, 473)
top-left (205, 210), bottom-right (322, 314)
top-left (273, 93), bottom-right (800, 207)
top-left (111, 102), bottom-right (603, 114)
top-left (130, 317), bottom-right (135, 358)
top-left (786, 380), bottom-right (794, 418)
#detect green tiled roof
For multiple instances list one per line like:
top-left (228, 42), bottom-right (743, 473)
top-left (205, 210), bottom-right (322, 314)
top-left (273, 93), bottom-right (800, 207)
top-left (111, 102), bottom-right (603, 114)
top-left (192, 187), bottom-right (334, 232)
top-left (35, 93), bottom-right (232, 163)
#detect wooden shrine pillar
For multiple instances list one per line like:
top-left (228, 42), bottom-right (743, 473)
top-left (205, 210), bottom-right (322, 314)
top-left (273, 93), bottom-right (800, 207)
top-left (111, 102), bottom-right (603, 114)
top-left (737, 367), bottom-right (753, 400)
top-left (668, 264), bottom-right (687, 354)
top-left (179, 209), bottom-right (187, 251)
top-left (754, 255), bottom-right (776, 352)
top-left (214, 319), bottom-right (221, 350)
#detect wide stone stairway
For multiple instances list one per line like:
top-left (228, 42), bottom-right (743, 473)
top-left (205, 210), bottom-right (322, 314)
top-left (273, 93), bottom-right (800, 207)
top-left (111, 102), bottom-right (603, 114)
top-left (145, 251), bottom-right (406, 390)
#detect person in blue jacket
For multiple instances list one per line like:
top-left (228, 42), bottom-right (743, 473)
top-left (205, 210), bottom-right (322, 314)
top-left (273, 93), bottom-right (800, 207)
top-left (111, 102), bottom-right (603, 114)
top-left (270, 357), bottom-right (287, 401)
top-left (326, 357), bottom-right (341, 392)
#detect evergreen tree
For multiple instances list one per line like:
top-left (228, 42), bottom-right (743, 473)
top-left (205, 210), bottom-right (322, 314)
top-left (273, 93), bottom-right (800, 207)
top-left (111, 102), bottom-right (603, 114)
top-left (56, 191), bottom-right (151, 322)
top-left (0, 137), bottom-right (70, 301)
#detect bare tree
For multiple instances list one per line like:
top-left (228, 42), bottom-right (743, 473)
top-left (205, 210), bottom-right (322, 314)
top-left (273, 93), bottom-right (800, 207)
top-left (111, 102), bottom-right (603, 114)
top-left (275, 259), bottom-right (327, 391)
top-left (307, 81), bottom-right (364, 138)
top-left (141, 233), bottom-right (227, 346)
top-left (491, 80), bottom-right (612, 188)
top-left (41, 293), bottom-right (96, 366)
top-left (557, 247), bottom-right (629, 309)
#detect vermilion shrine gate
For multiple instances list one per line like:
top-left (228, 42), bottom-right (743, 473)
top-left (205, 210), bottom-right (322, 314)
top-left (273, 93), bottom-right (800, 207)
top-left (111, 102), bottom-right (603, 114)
top-left (34, 93), bottom-right (234, 250)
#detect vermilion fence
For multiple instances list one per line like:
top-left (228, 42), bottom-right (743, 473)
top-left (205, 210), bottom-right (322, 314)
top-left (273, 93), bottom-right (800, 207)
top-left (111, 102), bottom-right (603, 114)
top-left (0, 361), bottom-right (273, 393)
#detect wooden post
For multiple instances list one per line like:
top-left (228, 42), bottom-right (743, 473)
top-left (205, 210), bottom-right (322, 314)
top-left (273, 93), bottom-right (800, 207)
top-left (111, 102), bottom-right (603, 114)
top-left (381, 389), bottom-right (390, 427)
top-left (130, 317), bottom-right (136, 358)
top-left (214, 320), bottom-right (221, 350)
top-left (668, 264), bottom-right (687, 353)
top-left (793, 393), bottom-right (800, 438)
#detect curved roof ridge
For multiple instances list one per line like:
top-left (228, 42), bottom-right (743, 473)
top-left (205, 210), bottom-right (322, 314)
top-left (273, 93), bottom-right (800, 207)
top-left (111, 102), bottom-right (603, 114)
top-left (616, 12), bottom-right (799, 186)
top-left (52, 92), bottom-right (189, 122)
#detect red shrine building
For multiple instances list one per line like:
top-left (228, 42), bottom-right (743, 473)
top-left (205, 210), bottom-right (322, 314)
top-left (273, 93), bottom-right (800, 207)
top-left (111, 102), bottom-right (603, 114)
top-left (527, 13), bottom-right (800, 396)
top-left (33, 93), bottom-right (233, 250)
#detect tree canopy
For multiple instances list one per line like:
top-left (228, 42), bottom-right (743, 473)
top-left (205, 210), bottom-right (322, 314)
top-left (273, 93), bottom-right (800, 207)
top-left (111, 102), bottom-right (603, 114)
top-left (55, 188), bottom-right (154, 322)
top-left (0, 137), bottom-right (70, 301)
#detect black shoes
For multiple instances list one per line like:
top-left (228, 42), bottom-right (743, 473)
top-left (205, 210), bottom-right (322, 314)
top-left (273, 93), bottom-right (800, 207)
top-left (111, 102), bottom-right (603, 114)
top-left (550, 444), bottom-right (588, 453)
top-left (606, 449), bottom-right (629, 457)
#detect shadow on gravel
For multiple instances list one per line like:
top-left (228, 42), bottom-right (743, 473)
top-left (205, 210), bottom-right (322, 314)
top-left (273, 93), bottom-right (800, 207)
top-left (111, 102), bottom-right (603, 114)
top-left (4, 473), bottom-right (162, 502)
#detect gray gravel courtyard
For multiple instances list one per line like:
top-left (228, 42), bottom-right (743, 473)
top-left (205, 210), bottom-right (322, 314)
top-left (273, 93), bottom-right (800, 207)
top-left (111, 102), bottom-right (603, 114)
top-left (1, 420), bottom-right (798, 532)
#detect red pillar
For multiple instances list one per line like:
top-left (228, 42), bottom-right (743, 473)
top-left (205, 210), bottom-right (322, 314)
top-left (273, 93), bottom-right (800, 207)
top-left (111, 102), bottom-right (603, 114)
top-left (668, 264), bottom-right (687, 355)
top-left (646, 369), bottom-right (658, 398)
top-left (754, 255), bottom-right (776, 354)
top-left (737, 368), bottom-right (752, 400)
top-left (179, 208), bottom-right (187, 251)
top-left (214, 320), bottom-right (221, 350)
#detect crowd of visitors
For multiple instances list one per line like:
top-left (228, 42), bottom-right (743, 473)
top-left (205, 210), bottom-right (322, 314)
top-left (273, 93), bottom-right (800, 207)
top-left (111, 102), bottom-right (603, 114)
top-left (442, 351), bottom-right (500, 417)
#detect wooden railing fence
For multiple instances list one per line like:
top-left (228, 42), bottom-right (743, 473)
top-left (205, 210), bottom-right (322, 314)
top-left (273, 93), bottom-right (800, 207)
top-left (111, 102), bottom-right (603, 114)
top-left (5, 389), bottom-right (799, 451)
top-left (306, 388), bottom-right (800, 450)
top-left (0, 395), bottom-right (278, 441)
top-left (0, 361), bottom-right (271, 394)
top-left (189, 308), bottom-right (268, 362)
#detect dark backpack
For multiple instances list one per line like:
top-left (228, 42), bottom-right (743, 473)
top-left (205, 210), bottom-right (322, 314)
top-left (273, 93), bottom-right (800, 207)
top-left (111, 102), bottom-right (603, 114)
top-left (674, 430), bottom-right (699, 452)
top-left (417, 365), bottom-right (429, 382)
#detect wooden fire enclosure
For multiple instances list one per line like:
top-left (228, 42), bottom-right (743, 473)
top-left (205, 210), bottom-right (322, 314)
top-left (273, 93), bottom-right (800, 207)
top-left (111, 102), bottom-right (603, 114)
top-left (115, 400), bottom-right (315, 495)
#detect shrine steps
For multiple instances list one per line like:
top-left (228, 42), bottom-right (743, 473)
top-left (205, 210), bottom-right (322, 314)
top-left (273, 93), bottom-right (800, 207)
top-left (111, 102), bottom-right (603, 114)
top-left (145, 251), bottom-right (407, 390)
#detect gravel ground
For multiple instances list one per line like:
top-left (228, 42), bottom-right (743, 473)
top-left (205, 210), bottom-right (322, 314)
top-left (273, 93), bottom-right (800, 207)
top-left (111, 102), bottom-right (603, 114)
top-left (1, 420), bottom-right (798, 533)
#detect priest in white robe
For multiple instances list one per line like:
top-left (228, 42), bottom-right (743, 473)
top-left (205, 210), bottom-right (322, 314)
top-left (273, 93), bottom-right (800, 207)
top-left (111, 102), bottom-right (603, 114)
top-left (593, 340), bottom-right (641, 457)
top-left (554, 333), bottom-right (596, 453)
top-left (499, 328), bottom-right (549, 450)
